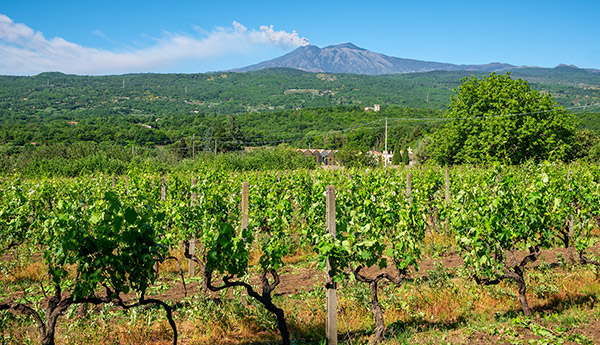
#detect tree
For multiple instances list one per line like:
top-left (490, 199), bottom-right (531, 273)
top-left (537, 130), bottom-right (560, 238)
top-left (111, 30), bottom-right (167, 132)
top-left (590, 141), bottom-right (600, 162)
top-left (172, 139), bottom-right (192, 159)
top-left (413, 135), bottom-right (432, 164)
top-left (571, 129), bottom-right (599, 160)
top-left (403, 147), bottom-right (410, 165)
top-left (337, 147), bottom-right (378, 168)
top-left (391, 141), bottom-right (403, 165)
top-left (431, 73), bottom-right (579, 165)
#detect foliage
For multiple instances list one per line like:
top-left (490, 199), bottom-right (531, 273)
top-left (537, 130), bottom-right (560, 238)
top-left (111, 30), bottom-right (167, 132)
top-left (1, 162), bottom-right (600, 343)
top-left (588, 140), bottom-right (600, 162)
top-left (44, 190), bottom-right (167, 299)
top-left (413, 135), bottom-right (433, 164)
top-left (571, 129), bottom-right (599, 160)
top-left (0, 144), bottom-right (317, 177)
top-left (403, 147), bottom-right (410, 165)
top-left (392, 141), bottom-right (403, 165)
top-left (449, 162), bottom-right (600, 316)
top-left (0, 178), bottom-right (177, 345)
top-left (432, 73), bottom-right (580, 165)
top-left (2, 68), bottom-right (599, 176)
top-left (336, 148), bottom-right (379, 168)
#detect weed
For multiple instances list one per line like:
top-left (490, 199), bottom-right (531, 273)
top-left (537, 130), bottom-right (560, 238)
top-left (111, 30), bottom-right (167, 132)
top-left (532, 283), bottom-right (559, 299)
top-left (510, 316), bottom-right (595, 345)
top-left (556, 253), bottom-right (567, 269)
top-left (426, 261), bottom-right (451, 288)
top-left (339, 279), bottom-right (371, 312)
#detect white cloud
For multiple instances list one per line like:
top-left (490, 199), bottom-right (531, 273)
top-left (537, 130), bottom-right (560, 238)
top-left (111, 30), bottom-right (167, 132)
top-left (0, 14), bottom-right (309, 75)
top-left (91, 29), bottom-right (108, 39)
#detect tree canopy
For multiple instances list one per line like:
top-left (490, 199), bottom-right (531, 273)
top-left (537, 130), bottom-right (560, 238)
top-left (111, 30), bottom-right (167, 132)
top-left (431, 73), bottom-right (580, 165)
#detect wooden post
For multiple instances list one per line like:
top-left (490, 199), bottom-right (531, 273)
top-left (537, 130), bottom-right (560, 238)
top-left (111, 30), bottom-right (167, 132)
top-left (277, 171), bottom-right (281, 183)
top-left (445, 167), bottom-right (450, 204)
top-left (112, 175), bottom-right (116, 189)
top-left (567, 167), bottom-right (575, 261)
top-left (155, 177), bottom-right (166, 276)
top-left (189, 178), bottom-right (197, 276)
top-left (325, 185), bottom-right (337, 345)
top-left (241, 182), bottom-right (249, 232)
top-left (126, 176), bottom-right (130, 196)
top-left (406, 171), bottom-right (412, 206)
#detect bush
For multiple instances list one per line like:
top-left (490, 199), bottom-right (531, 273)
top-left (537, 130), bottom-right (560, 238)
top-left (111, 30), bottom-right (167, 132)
top-left (337, 148), bottom-right (379, 168)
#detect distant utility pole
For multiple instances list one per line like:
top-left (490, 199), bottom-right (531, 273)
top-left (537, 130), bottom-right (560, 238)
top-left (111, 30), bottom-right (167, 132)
top-left (192, 134), bottom-right (195, 158)
top-left (384, 118), bottom-right (388, 167)
top-left (122, 79), bottom-right (125, 89)
top-left (214, 140), bottom-right (217, 155)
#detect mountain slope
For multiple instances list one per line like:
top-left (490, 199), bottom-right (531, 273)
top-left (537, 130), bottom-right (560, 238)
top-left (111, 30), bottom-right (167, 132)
top-left (233, 43), bottom-right (516, 75)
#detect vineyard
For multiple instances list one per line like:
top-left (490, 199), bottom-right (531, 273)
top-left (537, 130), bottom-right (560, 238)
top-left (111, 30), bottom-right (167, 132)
top-left (1, 163), bottom-right (600, 345)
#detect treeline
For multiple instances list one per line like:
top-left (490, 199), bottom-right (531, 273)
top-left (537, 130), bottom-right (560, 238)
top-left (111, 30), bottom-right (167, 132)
top-left (0, 142), bottom-right (319, 177)
top-left (0, 103), bottom-right (449, 177)
top-left (0, 105), bottom-right (443, 150)
top-left (1, 104), bottom-right (599, 177)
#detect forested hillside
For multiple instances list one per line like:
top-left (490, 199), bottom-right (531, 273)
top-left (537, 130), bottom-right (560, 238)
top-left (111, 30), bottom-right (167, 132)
top-left (1, 68), bottom-right (599, 147)
top-left (0, 68), bottom-right (599, 176)
top-left (1, 67), bottom-right (599, 117)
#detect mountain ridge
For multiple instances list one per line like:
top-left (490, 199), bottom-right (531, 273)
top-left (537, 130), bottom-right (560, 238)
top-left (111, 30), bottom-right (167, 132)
top-left (232, 42), bottom-right (518, 75)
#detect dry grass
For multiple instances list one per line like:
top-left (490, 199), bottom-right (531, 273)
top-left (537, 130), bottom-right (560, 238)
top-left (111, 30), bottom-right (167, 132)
top-left (158, 247), bottom-right (188, 276)
top-left (2, 247), bottom-right (599, 345)
top-left (282, 244), bottom-right (317, 266)
top-left (1, 261), bottom-right (46, 284)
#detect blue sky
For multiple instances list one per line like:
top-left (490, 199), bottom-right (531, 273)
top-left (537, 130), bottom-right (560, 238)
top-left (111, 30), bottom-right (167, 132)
top-left (1, 0), bottom-right (599, 75)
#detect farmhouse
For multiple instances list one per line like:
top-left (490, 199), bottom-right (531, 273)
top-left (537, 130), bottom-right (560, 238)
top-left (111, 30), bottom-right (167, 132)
top-left (296, 148), bottom-right (338, 165)
top-left (364, 104), bottom-right (380, 112)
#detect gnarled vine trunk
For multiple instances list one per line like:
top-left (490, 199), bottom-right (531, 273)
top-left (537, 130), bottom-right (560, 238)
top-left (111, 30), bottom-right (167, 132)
top-left (205, 268), bottom-right (290, 345)
top-left (476, 247), bottom-right (540, 317)
top-left (1, 284), bottom-right (178, 345)
top-left (354, 265), bottom-right (407, 345)
top-left (369, 281), bottom-right (385, 343)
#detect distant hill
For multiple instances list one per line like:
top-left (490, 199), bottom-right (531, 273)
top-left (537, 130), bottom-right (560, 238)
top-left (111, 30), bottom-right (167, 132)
top-left (1, 67), bottom-right (598, 120)
top-left (232, 42), bottom-right (516, 75)
top-left (0, 67), bottom-right (599, 149)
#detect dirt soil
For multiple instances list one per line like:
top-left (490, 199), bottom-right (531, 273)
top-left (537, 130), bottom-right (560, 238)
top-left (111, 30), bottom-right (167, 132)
top-left (153, 243), bottom-right (600, 302)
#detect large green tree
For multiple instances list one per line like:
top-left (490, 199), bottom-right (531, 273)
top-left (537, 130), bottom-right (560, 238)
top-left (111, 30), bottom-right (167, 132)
top-left (432, 73), bottom-right (579, 165)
